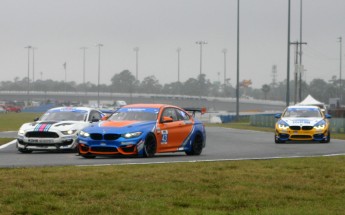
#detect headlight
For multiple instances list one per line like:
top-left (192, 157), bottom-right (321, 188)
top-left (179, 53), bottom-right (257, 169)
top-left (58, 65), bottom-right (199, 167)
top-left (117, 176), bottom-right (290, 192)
top-left (18, 129), bottom-right (25, 135)
top-left (122, 132), bottom-right (142, 139)
top-left (277, 120), bottom-right (289, 129)
top-left (61, 130), bottom-right (77, 135)
top-left (314, 120), bottom-right (326, 130)
top-left (79, 130), bottom-right (90, 137)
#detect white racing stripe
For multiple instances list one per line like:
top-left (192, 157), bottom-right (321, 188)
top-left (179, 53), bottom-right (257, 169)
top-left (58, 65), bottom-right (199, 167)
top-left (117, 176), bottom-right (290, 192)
top-left (0, 140), bottom-right (16, 150)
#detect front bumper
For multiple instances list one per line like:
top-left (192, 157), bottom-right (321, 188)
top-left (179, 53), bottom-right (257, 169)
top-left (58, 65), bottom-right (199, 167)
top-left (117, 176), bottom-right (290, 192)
top-left (275, 127), bottom-right (329, 142)
top-left (78, 138), bottom-right (144, 156)
top-left (17, 135), bottom-right (78, 151)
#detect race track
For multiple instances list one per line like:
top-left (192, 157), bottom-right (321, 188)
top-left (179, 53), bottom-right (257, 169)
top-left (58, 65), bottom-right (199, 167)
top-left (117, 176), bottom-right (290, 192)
top-left (0, 127), bottom-right (344, 168)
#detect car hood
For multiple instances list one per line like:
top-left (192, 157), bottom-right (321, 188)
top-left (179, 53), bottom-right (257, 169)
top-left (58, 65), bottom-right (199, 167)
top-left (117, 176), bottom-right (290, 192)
top-left (83, 120), bottom-right (156, 134)
top-left (19, 120), bottom-right (89, 132)
top-left (281, 117), bottom-right (323, 126)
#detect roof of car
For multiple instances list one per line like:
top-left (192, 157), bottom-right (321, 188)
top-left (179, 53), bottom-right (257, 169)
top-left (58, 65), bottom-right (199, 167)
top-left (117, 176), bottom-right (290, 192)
top-left (123, 104), bottom-right (178, 109)
top-left (48, 106), bottom-right (95, 112)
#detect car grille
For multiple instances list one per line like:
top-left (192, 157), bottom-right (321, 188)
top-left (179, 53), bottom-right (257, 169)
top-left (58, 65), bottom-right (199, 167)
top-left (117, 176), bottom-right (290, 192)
top-left (302, 126), bottom-right (313, 130)
top-left (289, 126), bottom-right (300, 130)
top-left (25, 140), bottom-right (73, 147)
top-left (90, 133), bottom-right (103, 140)
top-left (290, 135), bottom-right (311, 139)
top-left (91, 146), bottom-right (118, 152)
top-left (89, 133), bottom-right (121, 141)
top-left (26, 131), bottom-right (59, 138)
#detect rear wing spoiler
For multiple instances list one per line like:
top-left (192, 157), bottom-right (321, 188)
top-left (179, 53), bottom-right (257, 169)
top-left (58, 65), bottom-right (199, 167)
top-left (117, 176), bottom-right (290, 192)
top-left (183, 107), bottom-right (207, 116)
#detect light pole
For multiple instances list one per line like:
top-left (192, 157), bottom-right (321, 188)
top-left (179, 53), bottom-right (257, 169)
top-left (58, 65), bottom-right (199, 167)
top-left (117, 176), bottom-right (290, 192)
top-left (299, 0), bottom-right (303, 102)
top-left (222, 49), bottom-right (227, 86)
top-left (177, 48), bottom-right (181, 82)
top-left (286, 0), bottom-right (291, 107)
top-left (32, 47), bottom-right (37, 91)
top-left (25, 45), bottom-right (32, 105)
top-left (81, 47), bottom-right (87, 97)
top-left (195, 41), bottom-right (207, 76)
top-left (338, 36), bottom-right (343, 103)
top-left (97, 44), bottom-right (103, 108)
top-left (134, 47), bottom-right (139, 80)
top-left (236, 0), bottom-right (240, 121)
top-left (63, 62), bottom-right (67, 94)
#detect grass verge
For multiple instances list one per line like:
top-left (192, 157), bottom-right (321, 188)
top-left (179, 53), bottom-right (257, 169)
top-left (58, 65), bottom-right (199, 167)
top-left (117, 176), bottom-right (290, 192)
top-left (0, 112), bottom-right (41, 131)
top-left (0, 138), bottom-right (14, 146)
top-left (1, 157), bottom-right (345, 214)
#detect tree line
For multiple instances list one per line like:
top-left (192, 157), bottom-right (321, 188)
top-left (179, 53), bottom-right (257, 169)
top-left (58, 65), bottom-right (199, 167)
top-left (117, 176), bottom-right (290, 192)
top-left (0, 70), bottom-right (343, 105)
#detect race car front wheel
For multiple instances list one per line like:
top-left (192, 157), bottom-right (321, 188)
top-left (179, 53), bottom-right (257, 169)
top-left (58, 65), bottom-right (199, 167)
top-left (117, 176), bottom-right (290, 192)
top-left (186, 134), bottom-right (203, 156)
top-left (143, 134), bottom-right (156, 157)
top-left (320, 131), bottom-right (331, 143)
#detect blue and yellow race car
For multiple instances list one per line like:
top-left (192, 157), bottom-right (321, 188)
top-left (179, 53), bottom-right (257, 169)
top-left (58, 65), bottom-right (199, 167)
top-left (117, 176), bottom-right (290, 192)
top-left (77, 104), bottom-right (206, 158)
top-left (274, 105), bottom-right (331, 143)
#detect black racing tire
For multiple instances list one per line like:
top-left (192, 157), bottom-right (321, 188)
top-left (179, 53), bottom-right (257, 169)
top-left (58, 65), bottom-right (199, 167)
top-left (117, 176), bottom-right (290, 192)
top-left (81, 154), bottom-right (96, 159)
top-left (18, 148), bottom-right (33, 153)
top-left (320, 132), bottom-right (331, 143)
top-left (185, 134), bottom-right (203, 156)
top-left (274, 135), bottom-right (285, 144)
top-left (143, 134), bottom-right (156, 158)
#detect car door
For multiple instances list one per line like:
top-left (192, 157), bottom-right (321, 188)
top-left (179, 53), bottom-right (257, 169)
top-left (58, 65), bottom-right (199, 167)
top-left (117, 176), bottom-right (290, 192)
top-left (157, 107), bottom-right (193, 152)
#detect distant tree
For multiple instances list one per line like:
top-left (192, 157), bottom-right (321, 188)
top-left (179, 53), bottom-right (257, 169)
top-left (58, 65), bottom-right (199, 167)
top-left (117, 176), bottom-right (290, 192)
top-left (261, 84), bottom-right (270, 100)
top-left (139, 75), bottom-right (162, 94)
top-left (209, 81), bottom-right (222, 97)
top-left (110, 70), bottom-right (138, 93)
top-left (162, 81), bottom-right (183, 95)
top-left (182, 77), bottom-right (200, 96)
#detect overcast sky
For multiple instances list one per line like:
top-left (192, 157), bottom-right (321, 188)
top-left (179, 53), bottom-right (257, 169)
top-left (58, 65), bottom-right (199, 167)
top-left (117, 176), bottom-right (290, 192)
top-left (0, 0), bottom-right (344, 88)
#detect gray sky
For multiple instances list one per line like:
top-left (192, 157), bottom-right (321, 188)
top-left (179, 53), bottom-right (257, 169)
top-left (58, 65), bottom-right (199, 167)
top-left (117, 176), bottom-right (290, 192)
top-left (0, 0), bottom-right (344, 88)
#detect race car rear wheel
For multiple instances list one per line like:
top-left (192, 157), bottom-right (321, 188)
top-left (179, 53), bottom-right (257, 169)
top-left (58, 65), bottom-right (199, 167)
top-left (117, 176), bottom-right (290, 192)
top-left (186, 134), bottom-right (203, 156)
top-left (143, 134), bottom-right (156, 157)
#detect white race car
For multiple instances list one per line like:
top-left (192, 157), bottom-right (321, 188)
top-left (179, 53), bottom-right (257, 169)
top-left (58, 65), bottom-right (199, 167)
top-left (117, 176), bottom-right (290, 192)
top-left (17, 107), bottom-right (104, 153)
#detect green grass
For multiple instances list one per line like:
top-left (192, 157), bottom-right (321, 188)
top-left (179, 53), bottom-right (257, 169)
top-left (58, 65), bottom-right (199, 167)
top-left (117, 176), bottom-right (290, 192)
top-left (0, 157), bottom-right (345, 214)
top-left (1, 114), bottom-right (345, 213)
top-left (0, 138), bottom-right (14, 145)
top-left (0, 112), bottom-right (41, 131)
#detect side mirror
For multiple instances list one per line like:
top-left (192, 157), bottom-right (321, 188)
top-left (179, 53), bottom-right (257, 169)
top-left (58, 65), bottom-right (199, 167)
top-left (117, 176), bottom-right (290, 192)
top-left (274, 113), bottom-right (282, 119)
top-left (34, 117), bottom-right (39, 121)
top-left (101, 115), bottom-right (110, 121)
top-left (162, 116), bottom-right (173, 123)
top-left (325, 114), bottom-right (332, 119)
top-left (90, 118), bottom-right (100, 122)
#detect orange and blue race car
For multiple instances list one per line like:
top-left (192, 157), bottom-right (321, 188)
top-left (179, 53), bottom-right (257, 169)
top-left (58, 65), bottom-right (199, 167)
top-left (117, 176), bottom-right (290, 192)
top-left (77, 104), bottom-right (206, 158)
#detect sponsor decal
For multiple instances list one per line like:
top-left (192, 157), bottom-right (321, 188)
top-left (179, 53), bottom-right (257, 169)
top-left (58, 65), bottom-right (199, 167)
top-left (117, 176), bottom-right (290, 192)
top-left (118, 108), bottom-right (159, 114)
top-left (292, 119), bottom-right (310, 124)
top-left (161, 130), bottom-right (168, 144)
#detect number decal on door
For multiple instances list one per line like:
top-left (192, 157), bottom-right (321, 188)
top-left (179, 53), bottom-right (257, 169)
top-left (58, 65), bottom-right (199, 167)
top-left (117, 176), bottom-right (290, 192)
top-left (161, 130), bottom-right (168, 144)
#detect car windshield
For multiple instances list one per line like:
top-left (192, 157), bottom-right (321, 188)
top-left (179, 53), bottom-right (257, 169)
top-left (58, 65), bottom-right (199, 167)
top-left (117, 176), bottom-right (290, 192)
top-left (282, 107), bottom-right (322, 118)
top-left (108, 107), bottom-right (159, 121)
top-left (40, 111), bottom-right (87, 121)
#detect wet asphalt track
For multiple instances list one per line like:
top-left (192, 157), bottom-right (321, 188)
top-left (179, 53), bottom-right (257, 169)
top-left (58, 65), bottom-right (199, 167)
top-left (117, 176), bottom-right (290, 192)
top-left (0, 127), bottom-right (344, 168)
